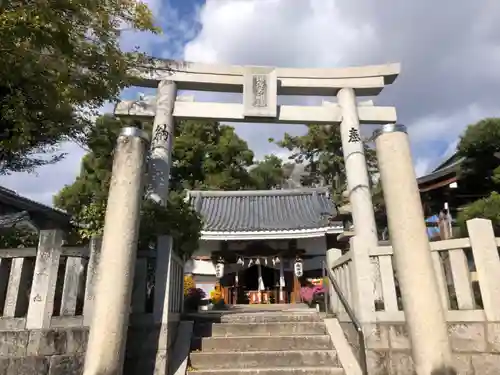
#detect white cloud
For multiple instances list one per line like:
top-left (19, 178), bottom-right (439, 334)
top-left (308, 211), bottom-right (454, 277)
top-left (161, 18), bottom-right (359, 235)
top-left (183, 0), bottom-right (500, 167)
top-left (4, 0), bottom-right (500, 205)
top-left (0, 142), bottom-right (86, 206)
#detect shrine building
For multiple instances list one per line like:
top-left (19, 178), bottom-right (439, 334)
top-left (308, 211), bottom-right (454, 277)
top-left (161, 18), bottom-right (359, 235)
top-left (183, 188), bottom-right (343, 304)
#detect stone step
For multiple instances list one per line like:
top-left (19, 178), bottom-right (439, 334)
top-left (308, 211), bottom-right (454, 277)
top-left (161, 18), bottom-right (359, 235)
top-left (196, 335), bottom-right (333, 352)
top-left (203, 322), bottom-right (327, 337)
top-left (220, 312), bottom-right (320, 324)
top-left (188, 367), bottom-right (345, 375)
top-left (189, 350), bottom-right (339, 370)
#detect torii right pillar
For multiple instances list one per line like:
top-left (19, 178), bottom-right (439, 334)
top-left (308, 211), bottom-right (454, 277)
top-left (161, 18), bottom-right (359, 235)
top-left (373, 124), bottom-right (456, 375)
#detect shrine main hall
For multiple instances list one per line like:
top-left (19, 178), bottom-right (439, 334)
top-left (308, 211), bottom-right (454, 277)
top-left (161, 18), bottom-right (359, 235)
top-left (183, 187), bottom-right (343, 304)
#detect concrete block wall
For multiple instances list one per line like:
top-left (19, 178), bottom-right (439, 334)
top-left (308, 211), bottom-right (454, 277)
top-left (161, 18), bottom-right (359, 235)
top-left (341, 321), bottom-right (500, 375)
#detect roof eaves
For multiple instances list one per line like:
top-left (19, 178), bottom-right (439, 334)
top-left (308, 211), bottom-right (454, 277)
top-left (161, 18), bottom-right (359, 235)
top-left (186, 187), bottom-right (331, 198)
top-left (417, 157), bottom-right (464, 185)
top-left (0, 186), bottom-right (73, 224)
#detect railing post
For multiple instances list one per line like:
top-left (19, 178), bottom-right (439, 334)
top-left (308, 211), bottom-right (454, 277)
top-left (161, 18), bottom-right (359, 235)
top-left (466, 218), bottom-right (500, 321)
top-left (26, 229), bottom-right (64, 329)
top-left (348, 237), bottom-right (375, 323)
top-left (60, 256), bottom-right (85, 316)
top-left (152, 235), bottom-right (173, 373)
top-left (83, 237), bottom-right (102, 326)
top-left (326, 248), bottom-right (341, 313)
top-left (131, 257), bottom-right (148, 314)
top-left (154, 235), bottom-right (173, 322)
top-left (4, 257), bottom-right (34, 317)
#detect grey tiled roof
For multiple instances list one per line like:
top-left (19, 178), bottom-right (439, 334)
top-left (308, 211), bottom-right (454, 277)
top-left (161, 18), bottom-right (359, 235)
top-left (187, 188), bottom-right (337, 232)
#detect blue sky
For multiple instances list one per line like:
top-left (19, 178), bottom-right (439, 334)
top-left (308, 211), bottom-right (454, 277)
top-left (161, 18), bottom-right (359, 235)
top-left (2, 0), bottom-right (500, 205)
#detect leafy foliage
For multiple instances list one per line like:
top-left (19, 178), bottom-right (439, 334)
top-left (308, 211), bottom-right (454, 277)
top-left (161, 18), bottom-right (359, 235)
top-left (0, 227), bottom-right (38, 248)
top-left (272, 124), bottom-right (379, 201)
top-left (0, 0), bottom-right (158, 174)
top-left (53, 116), bottom-right (268, 256)
top-left (457, 192), bottom-right (500, 235)
top-left (249, 155), bottom-right (286, 190)
top-left (170, 120), bottom-right (255, 191)
top-left (455, 118), bottom-right (500, 233)
top-left (457, 118), bottom-right (500, 195)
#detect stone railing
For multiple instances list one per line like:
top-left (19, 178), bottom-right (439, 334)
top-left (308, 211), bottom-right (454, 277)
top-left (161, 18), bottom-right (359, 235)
top-left (329, 218), bottom-right (500, 374)
top-left (329, 218), bottom-right (500, 323)
top-left (0, 229), bottom-right (184, 374)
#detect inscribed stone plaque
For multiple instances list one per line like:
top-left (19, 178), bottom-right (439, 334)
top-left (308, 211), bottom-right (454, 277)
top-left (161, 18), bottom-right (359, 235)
top-left (243, 67), bottom-right (277, 118)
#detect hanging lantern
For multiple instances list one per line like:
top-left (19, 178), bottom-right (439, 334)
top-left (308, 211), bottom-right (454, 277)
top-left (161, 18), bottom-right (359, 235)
top-left (248, 259), bottom-right (253, 267)
top-left (294, 258), bottom-right (303, 277)
top-left (274, 256), bottom-right (280, 264)
top-left (255, 258), bottom-right (260, 265)
top-left (237, 257), bottom-right (244, 266)
top-left (215, 258), bottom-right (225, 279)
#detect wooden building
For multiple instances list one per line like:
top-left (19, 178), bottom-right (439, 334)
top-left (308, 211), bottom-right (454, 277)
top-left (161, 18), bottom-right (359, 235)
top-left (184, 188), bottom-right (343, 304)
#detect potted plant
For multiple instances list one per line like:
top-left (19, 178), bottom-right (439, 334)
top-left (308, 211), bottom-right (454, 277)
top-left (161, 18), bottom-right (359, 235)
top-left (210, 289), bottom-right (226, 310)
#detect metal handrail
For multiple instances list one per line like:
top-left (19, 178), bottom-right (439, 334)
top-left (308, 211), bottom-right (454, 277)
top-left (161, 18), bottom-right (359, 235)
top-left (322, 261), bottom-right (368, 375)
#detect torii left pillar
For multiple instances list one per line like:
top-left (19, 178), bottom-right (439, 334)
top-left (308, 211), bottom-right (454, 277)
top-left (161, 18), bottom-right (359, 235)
top-left (148, 80), bottom-right (177, 205)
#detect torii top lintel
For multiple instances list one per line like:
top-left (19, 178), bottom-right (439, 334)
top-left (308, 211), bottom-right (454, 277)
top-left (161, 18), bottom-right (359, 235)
top-left (130, 58), bottom-right (400, 95)
top-left (116, 58), bottom-right (400, 125)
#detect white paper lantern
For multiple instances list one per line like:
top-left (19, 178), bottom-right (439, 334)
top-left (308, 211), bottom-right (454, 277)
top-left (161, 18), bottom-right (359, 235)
top-left (294, 260), bottom-right (303, 277)
top-left (215, 262), bottom-right (224, 279)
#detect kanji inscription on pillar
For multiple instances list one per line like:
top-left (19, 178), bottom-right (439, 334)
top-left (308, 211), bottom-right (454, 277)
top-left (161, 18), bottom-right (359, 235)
top-left (243, 67), bottom-right (277, 118)
top-left (152, 123), bottom-right (170, 145)
top-left (348, 127), bottom-right (361, 143)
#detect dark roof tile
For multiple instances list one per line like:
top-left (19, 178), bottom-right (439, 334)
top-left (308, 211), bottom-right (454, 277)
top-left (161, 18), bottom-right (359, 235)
top-left (188, 188), bottom-right (337, 232)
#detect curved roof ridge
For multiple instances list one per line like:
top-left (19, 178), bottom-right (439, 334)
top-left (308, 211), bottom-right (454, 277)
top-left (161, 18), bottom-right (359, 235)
top-left (187, 187), bottom-right (330, 198)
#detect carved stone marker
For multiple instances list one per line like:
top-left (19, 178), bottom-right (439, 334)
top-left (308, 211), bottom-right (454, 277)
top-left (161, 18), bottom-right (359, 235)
top-left (243, 67), bottom-right (277, 118)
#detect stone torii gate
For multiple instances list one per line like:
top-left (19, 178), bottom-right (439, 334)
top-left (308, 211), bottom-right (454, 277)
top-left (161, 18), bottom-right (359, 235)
top-left (83, 59), bottom-right (456, 375)
top-left (115, 59), bottom-right (399, 246)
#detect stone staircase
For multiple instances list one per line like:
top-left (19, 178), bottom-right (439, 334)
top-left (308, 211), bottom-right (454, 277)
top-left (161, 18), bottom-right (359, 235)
top-left (188, 309), bottom-right (344, 375)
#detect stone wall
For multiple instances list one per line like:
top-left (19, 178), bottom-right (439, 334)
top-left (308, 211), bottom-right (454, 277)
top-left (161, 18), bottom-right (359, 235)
top-left (0, 327), bottom-right (87, 375)
top-left (341, 321), bottom-right (500, 375)
top-left (0, 322), bottom-right (179, 375)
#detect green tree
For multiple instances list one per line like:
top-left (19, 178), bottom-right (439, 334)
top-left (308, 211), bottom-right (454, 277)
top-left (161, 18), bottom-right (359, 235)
top-left (249, 155), bottom-right (285, 190)
top-left (455, 118), bottom-right (500, 233)
top-left (272, 125), bottom-right (378, 199)
top-left (457, 118), bottom-right (500, 195)
top-left (0, 0), bottom-right (158, 175)
top-left (54, 116), bottom-right (259, 256)
top-left (171, 120), bottom-right (255, 191)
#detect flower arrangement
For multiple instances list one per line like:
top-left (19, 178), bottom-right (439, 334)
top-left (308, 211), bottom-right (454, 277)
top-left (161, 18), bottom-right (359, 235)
top-left (210, 283), bottom-right (226, 309)
top-left (300, 277), bottom-right (327, 311)
top-left (184, 275), bottom-right (195, 296)
top-left (210, 289), bottom-right (223, 304)
top-left (300, 284), bottom-right (325, 303)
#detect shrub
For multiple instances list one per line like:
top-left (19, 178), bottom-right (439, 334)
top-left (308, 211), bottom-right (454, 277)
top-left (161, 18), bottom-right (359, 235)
top-left (457, 192), bottom-right (500, 235)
